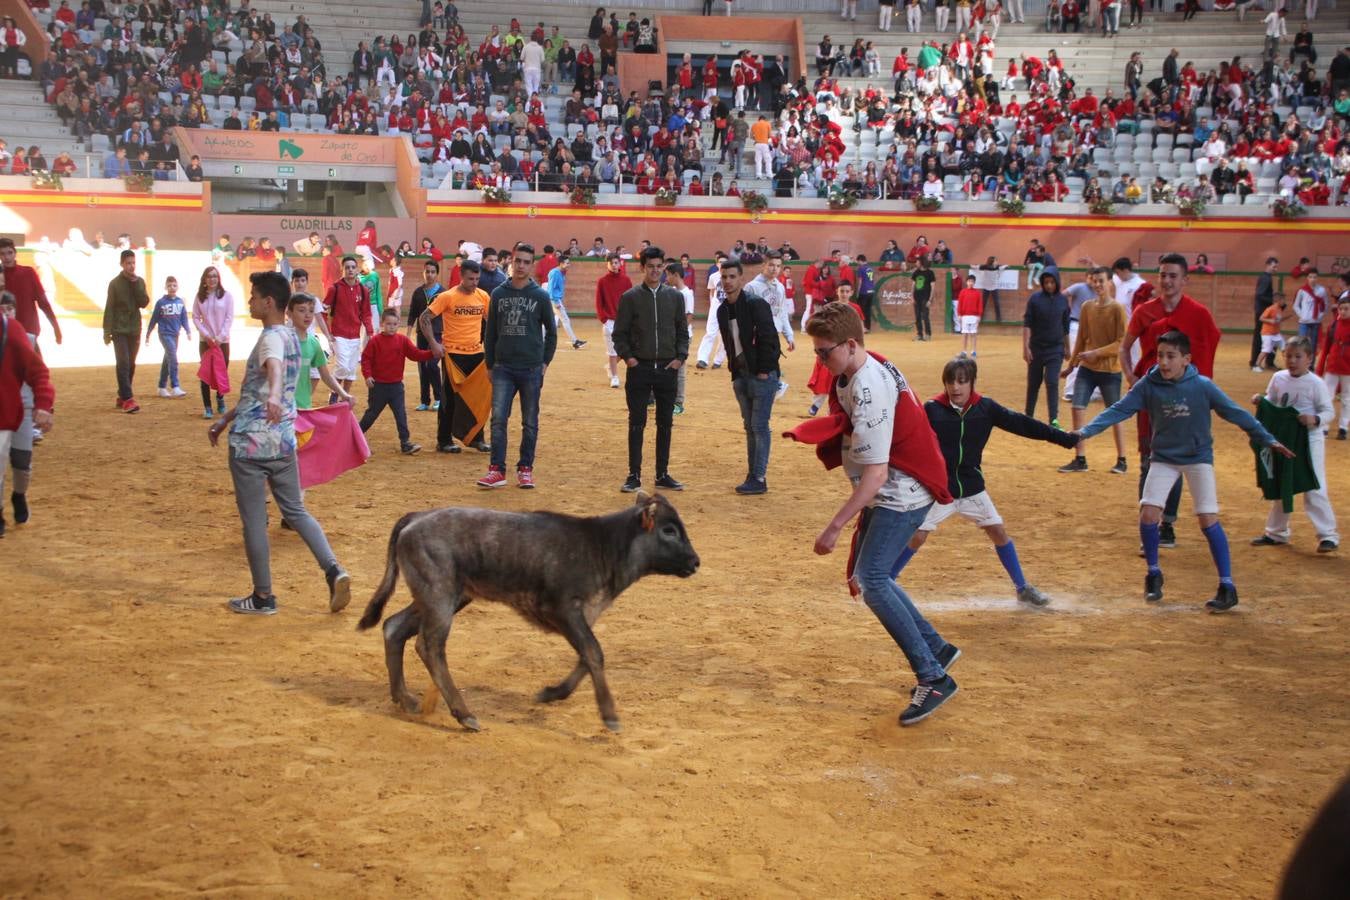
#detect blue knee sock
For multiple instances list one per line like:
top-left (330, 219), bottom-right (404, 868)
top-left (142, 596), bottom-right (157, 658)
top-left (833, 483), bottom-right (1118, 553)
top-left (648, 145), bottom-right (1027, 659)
top-left (995, 540), bottom-right (1027, 590)
top-left (890, 545), bottom-right (918, 579)
top-left (1140, 522), bottom-right (1161, 573)
top-left (1202, 521), bottom-right (1233, 585)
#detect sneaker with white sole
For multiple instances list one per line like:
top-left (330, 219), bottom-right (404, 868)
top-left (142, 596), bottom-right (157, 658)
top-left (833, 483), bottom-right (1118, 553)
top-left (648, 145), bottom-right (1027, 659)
top-left (325, 565), bottom-right (351, 612)
top-left (1109, 457), bottom-right (1128, 475)
top-left (229, 592), bottom-right (278, 615)
top-left (899, 675), bottom-right (958, 726)
top-left (477, 466), bottom-right (508, 488)
top-left (935, 643), bottom-right (961, 670)
top-left (776, 380), bottom-right (790, 400)
top-left (170, 387), bottom-right (187, 398)
top-left (517, 466), bottom-right (536, 489)
top-left (609, 375), bottom-right (621, 388)
top-left (158, 387), bottom-right (171, 398)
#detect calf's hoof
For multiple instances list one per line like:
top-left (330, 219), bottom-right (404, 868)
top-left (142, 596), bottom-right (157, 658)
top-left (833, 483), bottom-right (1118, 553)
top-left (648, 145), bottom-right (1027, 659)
top-left (457, 715), bottom-right (482, 732)
top-left (394, 691), bottom-right (421, 714)
top-left (536, 685), bottom-right (570, 703)
top-left (603, 718), bottom-right (623, 733)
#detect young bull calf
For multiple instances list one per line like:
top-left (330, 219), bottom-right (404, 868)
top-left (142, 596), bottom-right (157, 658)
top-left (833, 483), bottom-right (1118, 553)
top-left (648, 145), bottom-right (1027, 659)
top-left (357, 492), bottom-right (700, 733)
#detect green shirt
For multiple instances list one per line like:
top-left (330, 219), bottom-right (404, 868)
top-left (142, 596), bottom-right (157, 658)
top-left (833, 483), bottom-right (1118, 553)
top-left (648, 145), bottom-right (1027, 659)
top-left (103, 273), bottom-right (150, 336)
top-left (294, 332), bottom-right (326, 409)
top-left (359, 270), bottom-right (384, 317)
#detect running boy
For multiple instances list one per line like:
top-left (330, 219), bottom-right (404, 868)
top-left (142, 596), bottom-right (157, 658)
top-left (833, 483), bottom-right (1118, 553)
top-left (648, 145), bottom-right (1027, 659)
top-left (956, 274), bottom-right (983, 355)
top-left (798, 302), bottom-right (960, 726)
top-left (1250, 336), bottom-right (1337, 552)
top-left (146, 275), bottom-right (191, 398)
top-left (1316, 294), bottom-right (1350, 440)
top-left (892, 355), bottom-right (1078, 606)
top-left (1075, 330), bottom-right (1292, 611)
top-left (360, 307), bottom-right (441, 455)
top-left (1254, 292), bottom-right (1291, 372)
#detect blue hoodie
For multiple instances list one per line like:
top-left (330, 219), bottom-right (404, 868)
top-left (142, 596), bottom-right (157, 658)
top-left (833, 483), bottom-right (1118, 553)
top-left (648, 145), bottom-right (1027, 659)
top-left (1080, 364), bottom-right (1277, 466)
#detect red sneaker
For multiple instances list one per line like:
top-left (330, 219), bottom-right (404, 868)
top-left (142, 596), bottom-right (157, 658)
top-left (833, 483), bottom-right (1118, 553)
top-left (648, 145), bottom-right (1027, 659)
top-left (122, 398), bottom-right (141, 414)
top-left (476, 466), bottom-right (507, 488)
top-left (516, 466), bottom-right (535, 489)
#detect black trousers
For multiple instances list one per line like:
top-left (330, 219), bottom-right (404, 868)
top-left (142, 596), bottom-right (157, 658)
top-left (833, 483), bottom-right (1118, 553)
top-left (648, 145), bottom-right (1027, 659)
top-left (859, 291), bottom-right (874, 330)
top-left (361, 381), bottom-right (411, 444)
top-left (418, 354), bottom-right (443, 405)
top-left (199, 340), bottom-right (229, 408)
top-left (1025, 353), bottom-right (1063, 423)
top-left (437, 352), bottom-right (484, 446)
top-left (914, 298), bottom-right (931, 338)
top-left (625, 362), bottom-right (677, 477)
top-left (981, 289), bottom-right (1002, 321)
top-left (112, 333), bottom-right (139, 401)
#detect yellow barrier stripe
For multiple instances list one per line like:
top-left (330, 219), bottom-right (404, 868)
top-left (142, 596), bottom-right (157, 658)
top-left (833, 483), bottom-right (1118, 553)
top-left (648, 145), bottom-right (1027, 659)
top-left (0, 192), bottom-right (202, 209)
top-left (425, 202), bottom-right (1349, 231)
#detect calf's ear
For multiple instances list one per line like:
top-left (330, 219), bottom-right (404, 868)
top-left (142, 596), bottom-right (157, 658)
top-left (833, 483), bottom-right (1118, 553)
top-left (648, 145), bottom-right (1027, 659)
top-left (638, 494), bottom-right (658, 532)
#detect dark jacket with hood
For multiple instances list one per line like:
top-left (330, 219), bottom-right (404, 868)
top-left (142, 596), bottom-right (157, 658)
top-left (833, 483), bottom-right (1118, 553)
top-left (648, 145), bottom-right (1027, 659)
top-left (1023, 271), bottom-right (1071, 357)
top-left (925, 389), bottom-right (1078, 498)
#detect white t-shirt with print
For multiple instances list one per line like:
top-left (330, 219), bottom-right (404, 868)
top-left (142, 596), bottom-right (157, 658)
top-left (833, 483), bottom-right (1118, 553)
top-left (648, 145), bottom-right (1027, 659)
top-left (838, 355), bottom-right (934, 513)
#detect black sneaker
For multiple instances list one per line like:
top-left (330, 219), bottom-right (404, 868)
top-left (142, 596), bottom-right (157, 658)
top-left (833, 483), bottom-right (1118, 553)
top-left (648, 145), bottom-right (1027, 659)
top-left (0, 513), bottom-right (5, 538)
top-left (228, 592), bottom-right (277, 615)
top-left (1057, 456), bottom-right (1088, 473)
top-left (1338, 428), bottom-right (1347, 441)
top-left (899, 675), bottom-right (958, 726)
top-left (654, 473), bottom-right (684, 490)
top-left (1109, 457), bottom-right (1128, 475)
top-left (1250, 534), bottom-right (1284, 546)
top-left (1017, 584), bottom-right (1050, 607)
top-left (437, 442), bottom-right (462, 453)
top-left (695, 361), bottom-right (709, 370)
top-left (572, 339), bottom-right (587, 349)
top-left (1158, 522), bottom-right (1177, 549)
top-left (734, 477), bottom-right (768, 495)
top-left (1317, 540), bottom-right (1339, 553)
top-left (621, 474), bottom-right (642, 493)
top-left (1205, 582), bottom-right (1238, 613)
top-left (1144, 570), bottom-right (1164, 602)
top-left (469, 439), bottom-right (490, 452)
top-left (325, 565), bottom-right (351, 612)
top-left (936, 643), bottom-right (961, 670)
top-left (12, 492), bottom-right (29, 525)
top-left (401, 442), bottom-right (422, 455)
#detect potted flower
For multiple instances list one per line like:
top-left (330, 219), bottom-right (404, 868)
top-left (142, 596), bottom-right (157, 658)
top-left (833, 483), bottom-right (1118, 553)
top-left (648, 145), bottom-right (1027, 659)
top-left (912, 195), bottom-right (943, 212)
top-left (30, 170), bottom-right (63, 191)
top-left (1088, 198), bottom-right (1115, 216)
top-left (480, 185), bottom-right (511, 205)
top-left (827, 185), bottom-right (860, 210)
top-left (997, 195), bottom-right (1025, 217)
top-left (740, 190), bottom-right (769, 213)
top-left (1175, 196), bottom-right (1205, 218)
top-left (570, 186), bottom-right (597, 208)
top-left (124, 173), bottom-right (155, 193)
top-left (1272, 196), bottom-right (1307, 220)
top-left (654, 187), bottom-right (679, 206)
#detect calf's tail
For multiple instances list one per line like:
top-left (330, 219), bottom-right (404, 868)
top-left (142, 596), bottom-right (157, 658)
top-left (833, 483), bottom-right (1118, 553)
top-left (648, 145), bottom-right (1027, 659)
top-left (357, 512), bottom-right (417, 631)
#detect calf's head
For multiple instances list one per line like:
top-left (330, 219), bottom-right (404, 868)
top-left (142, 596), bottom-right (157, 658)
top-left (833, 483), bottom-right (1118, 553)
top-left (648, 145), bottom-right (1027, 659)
top-left (635, 492), bottom-right (700, 578)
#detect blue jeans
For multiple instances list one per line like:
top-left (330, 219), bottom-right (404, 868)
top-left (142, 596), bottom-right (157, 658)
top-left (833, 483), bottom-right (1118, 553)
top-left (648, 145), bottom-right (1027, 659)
top-left (489, 364), bottom-right (544, 469)
top-left (731, 372), bottom-right (778, 480)
top-left (854, 503), bottom-right (950, 683)
top-left (157, 333), bottom-right (180, 388)
top-left (1299, 322), bottom-right (1321, 349)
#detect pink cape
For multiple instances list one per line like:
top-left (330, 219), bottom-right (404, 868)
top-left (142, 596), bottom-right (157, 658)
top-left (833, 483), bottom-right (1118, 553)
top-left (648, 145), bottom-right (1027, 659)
top-left (295, 404), bottom-right (371, 488)
top-left (196, 345), bottom-right (231, 395)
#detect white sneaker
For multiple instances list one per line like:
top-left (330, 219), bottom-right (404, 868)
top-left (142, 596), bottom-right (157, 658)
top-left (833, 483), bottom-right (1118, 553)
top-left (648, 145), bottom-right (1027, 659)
top-left (1251, 366), bottom-right (1263, 373)
top-left (609, 375), bottom-right (620, 388)
top-left (776, 380), bottom-right (790, 400)
top-left (170, 387), bottom-right (187, 397)
top-left (158, 388), bottom-right (171, 398)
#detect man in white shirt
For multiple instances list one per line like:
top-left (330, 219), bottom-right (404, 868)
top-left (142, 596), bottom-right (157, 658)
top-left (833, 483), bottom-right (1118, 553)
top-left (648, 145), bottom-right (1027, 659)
top-left (1293, 268), bottom-right (1329, 347)
top-left (1111, 256), bottom-right (1146, 369)
top-left (521, 38), bottom-right (546, 97)
top-left (696, 252), bottom-right (728, 368)
top-left (667, 260), bottom-right (696, 415)
top-left (744, 251), bottom-right (795, 399)
top-left (1263, 9), bottom-right (1287, 57)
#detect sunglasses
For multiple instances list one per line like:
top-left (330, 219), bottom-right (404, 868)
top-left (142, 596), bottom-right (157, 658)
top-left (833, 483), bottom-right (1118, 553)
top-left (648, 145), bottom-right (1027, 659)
top-left (814, 341), bottom-right (846, 360)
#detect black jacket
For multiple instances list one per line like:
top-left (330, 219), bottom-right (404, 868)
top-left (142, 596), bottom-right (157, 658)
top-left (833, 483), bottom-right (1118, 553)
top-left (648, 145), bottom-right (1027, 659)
top-left (714, 291), bottom-right (781, 378)
top-left (614, 282), bottom-right (689, 362)
top-left (925, 392), bottom-right (1076, 498)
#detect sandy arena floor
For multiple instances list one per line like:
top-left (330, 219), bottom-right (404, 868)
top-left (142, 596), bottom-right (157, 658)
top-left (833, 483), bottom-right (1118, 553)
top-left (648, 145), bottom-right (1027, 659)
top-left (2, 324), bottom-right (1347, 898)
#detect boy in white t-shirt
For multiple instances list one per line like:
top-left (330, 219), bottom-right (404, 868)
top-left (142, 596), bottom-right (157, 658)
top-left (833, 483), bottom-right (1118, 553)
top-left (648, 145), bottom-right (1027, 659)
top-left (667, 260), bottom-right (695, 415)
top-left (800, 302), bottom-right (960, 727)
top-left (1250, 336), bottom-right (1338, 552)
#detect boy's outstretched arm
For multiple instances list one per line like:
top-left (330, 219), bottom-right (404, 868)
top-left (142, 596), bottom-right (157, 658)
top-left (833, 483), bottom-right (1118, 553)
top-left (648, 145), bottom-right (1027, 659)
top-left (1208, 379), bottom-right (1293, 457)
top-left (988, 398), bottom-right (1079, 448)
top-left (1080, 378), bottom-right (1148, 441)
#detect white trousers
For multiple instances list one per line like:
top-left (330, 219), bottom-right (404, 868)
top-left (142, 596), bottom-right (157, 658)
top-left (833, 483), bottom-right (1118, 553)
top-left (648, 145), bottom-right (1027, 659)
top-left (1264, 435), bottom-right (1338, 543)
top-left (800, 294), bottom-right (816, 332)
top-left (842, 0), bottom-right (858, 17)
top-left (936, 6), bottom-right (950, 29)
top-left (754, 142), bottom-right (773, 178)
top-left (524, 67), bottom-right (541, 97)
top-left (956, 6), bottom-right (972, 30)
top-left (1323, 373), bottom-right (1350, 430)
top-left (1008, 0), bottom-right (1025, 19)
top-left (880, 4), bottom-right (895, 28)
top-left (907, 5), bottom-right (922, 30)
top-left (697, 299), bottom-right (726, 365)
